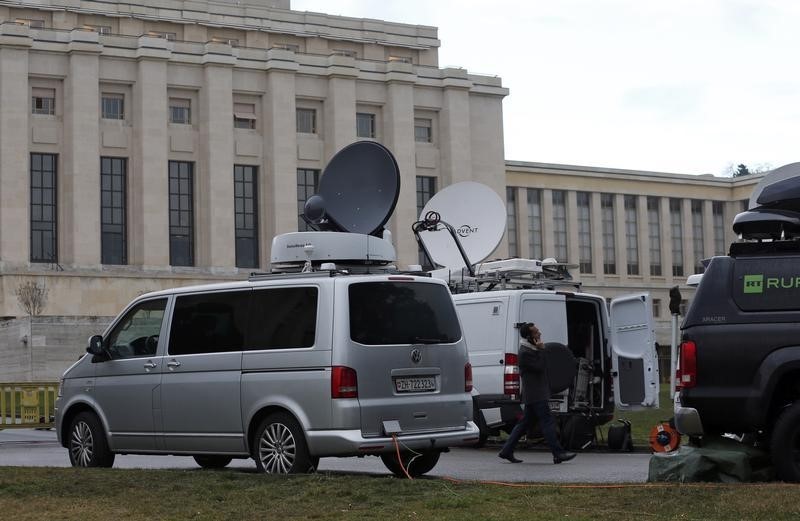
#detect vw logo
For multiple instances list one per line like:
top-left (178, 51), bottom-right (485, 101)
top-left (410, 348), bottom-right (422, 364)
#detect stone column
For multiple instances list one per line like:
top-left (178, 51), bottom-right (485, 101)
top-left (323, 55), bottom-right (357, 161)
top-left (262, 49), bottom-right (299, 264)
top-left (383, 62), bottom-right (417, 267)
top-left (439, 69), bottom-right (472, 186)
top-left (62, 30), bottom-right (101, 266)
top-left (0, 23), bottom-right (32, 267)
top-left (197, 44), bottom-right (235, 269)
top-left (131, 36), bottom-right (171, 268)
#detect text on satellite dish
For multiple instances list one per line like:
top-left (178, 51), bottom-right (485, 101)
top-left (456, 225), bottom-right (478, 238)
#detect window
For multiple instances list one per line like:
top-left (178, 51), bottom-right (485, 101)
top-left (417, 176), bottom-right (437, 266)
top-left (169, 98), bottom-right (191, 125)
top-left (234, 165), bottom-right (259, 269)
top-left (692, 200), bottom-right (704, 274)
top-left (648, 197), bottom-right (662, 276)
top-left (105, 299), bottom-right (167, 360)
top-left (30, 153), bottom-right (58, 263)
top-left (146, 30), bottom-right (176, 41)
top-left (169, 291), bottom-right (249, 355)
top-left (625, 195), bottom-right (639, 276)
top-left (31, 88), bottom-right (55, 115)
top-left (506, 187), bottom-right (518, 258)
top-left (553, 190), bottom-right (568, 262)
top-left (82, 24), bottom-right (111, 35)
top-left (348, 282), bottom-right (461, 345)
top-left (670, 198), bottom-right (683, 277)
top-left (234, 103), bottom-right (256, 130)
top-left (168, 161), bottom-right (194, 266)
top-left (741, 199), bottom-right (749, 212)
top-left (101, 94), bottom-right (124, 120)
top-left (713, 201), bottom-right (725, 256)
top-left (16, 18), bottom-right (44, 29)
top-left (296, 108), bottom-right (316, 134)
top-left (210, 37), bottom-right (239, 47)
top-left (679, 299), bottom-right (688, 316)
top-left (273, 43), bottom-right (300, 52)
top-left (248, 287), bottom-right (318, 349)
top-left (414, 118), bottom-right (432, 143)
top-left (652, 299), bottom-right (661, 319)
top-left (331, 48), bottom-right (356, 58)
top-left (101, 157), bottom-right (127, 265)
top-left (356, 112), bottom-right (376, 138)
top-left (388, 55), bottom-right (412, 64)
top-left (527, 188), bottom-right (542, 260)
top-left (577, 192), bottom-right (592, 274)
top-left (297, 168), bottom-right (320, 231)
top-left (601, 193), bottom-right (616, 275)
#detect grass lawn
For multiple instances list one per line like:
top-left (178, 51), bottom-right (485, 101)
top-left (1, 467), bottom-right (799, 521)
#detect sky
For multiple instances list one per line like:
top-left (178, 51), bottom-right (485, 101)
top-left (291, 0), bottom-right (800, 177)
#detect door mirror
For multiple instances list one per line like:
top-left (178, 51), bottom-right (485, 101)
top-left (87, 335), bottom-right (105, 356)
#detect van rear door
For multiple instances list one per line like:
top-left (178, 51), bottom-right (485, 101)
top-left (453, 296), bottom-right (509, 398)
top-left (341, 278), bottom-right (472, 438)
top-left (609, 293), bottom-right (659, 410)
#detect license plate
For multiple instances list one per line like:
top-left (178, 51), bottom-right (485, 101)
top-left (394, 376), bottom-right (436, 393)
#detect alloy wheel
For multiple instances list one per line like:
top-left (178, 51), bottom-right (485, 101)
top-left (258, 422), bottom-right (297, 474)
top-left (70, 420), bottom-right (94, 467)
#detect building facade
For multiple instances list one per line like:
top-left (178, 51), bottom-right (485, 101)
top-left (0, 0), bottom-right (508, 318)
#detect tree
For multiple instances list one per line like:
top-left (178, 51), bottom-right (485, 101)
top-left (734, 164), bottom-right (751, 177)
top-left (15, 281), bottom-right (48, 316)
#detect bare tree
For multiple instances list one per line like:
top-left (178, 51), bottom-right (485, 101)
top-left (15, 281), bottom-right (48, 316)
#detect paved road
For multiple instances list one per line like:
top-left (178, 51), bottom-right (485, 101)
top-left (0, 429), bottom-right (652, 483)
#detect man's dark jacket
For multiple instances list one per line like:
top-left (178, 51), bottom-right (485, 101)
top-left (519, 340), bottom-right (550, 404)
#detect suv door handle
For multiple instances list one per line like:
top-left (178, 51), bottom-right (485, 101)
top-left (143, 361), bottom-right (157, 370)
top-left (167, 360), bottom-right (182, 369)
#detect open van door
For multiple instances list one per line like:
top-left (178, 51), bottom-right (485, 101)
top-left (609, 293), bottom-right (659, 410)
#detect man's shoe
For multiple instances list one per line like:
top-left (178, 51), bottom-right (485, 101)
top-left (498, 452), bottom-right (523, 463)
top-left (553, 452), bottom-right (576, 464)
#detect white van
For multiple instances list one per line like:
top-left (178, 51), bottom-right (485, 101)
top-left (454, 287), bottom-right (659, 445)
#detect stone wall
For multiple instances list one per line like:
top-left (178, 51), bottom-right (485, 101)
top-left (0, 316), bottom-right (112, 381)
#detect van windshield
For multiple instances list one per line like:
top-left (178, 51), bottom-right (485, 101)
top-left (348, 281), bottom-right (461, 345)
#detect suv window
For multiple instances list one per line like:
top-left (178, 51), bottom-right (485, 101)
top-left (106, 298), bottom-right (167, 359)
top-left (248, 287), bottom-right (318, 349)
top-left (169, 291), bottom-right (249, 355)
top-left (348, 282), bottom-right (461, 345)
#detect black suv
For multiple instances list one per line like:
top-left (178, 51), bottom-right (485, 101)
top-left (674, 174), bottom-right (800, 481)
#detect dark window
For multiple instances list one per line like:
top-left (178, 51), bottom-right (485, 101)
top-left (527, 188), bottom-right (542, 259)
top-left (356, 112), bottom-right (376, 138)
top-left (670, 198), bottom-right (683, 277)
top-left (652, 299), bottom-right (661, 318)
top-left (247, 287), bottom-right (318, 349)
top-left (234, 165), bottom-right (259, 269)
top-left (349, 282), bottom-right (461, 345)
top-left (169, 291), bottom-right (249, 355)
top-left (101, 94), bottom-right (124, 120)
top-left (601, 193), bottom-right (616, 275)
top-left (297, 168), bottom-right (320, 231)
top-left (234, 103), bottom-right (256, 130)
top-left (713, 201), bottom-right (725, 256)
top-left (169, 98), bottom-right (191, 124)
top-left (625, 195), bottom-right (639, 275)
top-left (31, 88), bottom-right (55, 115)
top-left (169, 161), bottom-right (194, 266)
top-left (30, 153), bottom-right (58, 263)
top-left (647, 197), bottom-right (662, 276)
top-left (507, 187), bottom-right (518, 258)
top-left (552, 190), bottom-right (568, 262)
top-left (296, 108), bottom-right (316, 133)
top-left (691, 200), bottom-right (704, 273)
top-left (106, 298), bottom-right (167, 360)
top-left (416, 176), bottom-right (437, 266)
top-left (577, 191), bottom-right (592, 273)
top-left (101, 157), bottom-right (127, 265)
top-left (414, 118), bottom-right (432, 143)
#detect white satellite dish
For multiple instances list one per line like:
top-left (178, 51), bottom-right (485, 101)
top-left (418, 181), bottom-right (506, 270)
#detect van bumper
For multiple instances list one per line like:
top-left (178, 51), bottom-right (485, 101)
top-left (674, 394), bottom-right (704, 436)
top-left (306, 421), bottom-right (480, 456)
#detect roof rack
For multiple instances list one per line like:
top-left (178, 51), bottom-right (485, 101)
top-left (434, 258), bottom-right (582, 294)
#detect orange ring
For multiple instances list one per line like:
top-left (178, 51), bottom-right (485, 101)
top-left (649, 422), bottom-right (681, 453)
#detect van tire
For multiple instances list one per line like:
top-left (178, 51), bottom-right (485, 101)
top-left (254, 412), bottom-right (315, 474)
top-left (193, 455), bottom-right (233, 469)
top-left (380, 450), bottom-right (440, 478)
top-left (771, 401), bottom-right (800, 482)
top-left (68, 412), bottom-right (115, 468)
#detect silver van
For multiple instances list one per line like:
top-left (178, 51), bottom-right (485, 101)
top-left (54, 272), bottom-right (478, 475)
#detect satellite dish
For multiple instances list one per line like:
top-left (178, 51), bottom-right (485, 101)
top-left (303, 141), bottom-right (400, 236)
top-left (418, 182), bottom-right (506, 270)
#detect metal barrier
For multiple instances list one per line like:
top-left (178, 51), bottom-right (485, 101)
top-left (0, 382), bottom-right (59, 429)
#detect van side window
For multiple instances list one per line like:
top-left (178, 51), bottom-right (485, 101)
top-left (247, 287), bottom-right (318, 349)
top-left (169, 291), bottom-right (249, 355)
top-left (106, 298), bottom-right (167, 359)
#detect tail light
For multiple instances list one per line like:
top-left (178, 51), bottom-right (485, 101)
top-left (465, 363), bottom-right (473, 392)
top-left (331, 366), bottom-right (358, 398)
top-left (676, 340), bottom-right (697, 390)
top-left (503, 353), bottom-right (520, 398)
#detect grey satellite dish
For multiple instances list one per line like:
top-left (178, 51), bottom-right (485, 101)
top-left (303, 141), bottom-right (400, 236)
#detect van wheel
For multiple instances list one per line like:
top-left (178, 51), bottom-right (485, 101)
top-left (380, 450), bottom-right (441, 478)
top-left (68, 412), bottom-right (115, 468)
top-left (254, 412), bottom-right (314, 474)
top-left (771, 402), bottom-right (800, 482)
top-left (193, 455), bottom-right (233, 469)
